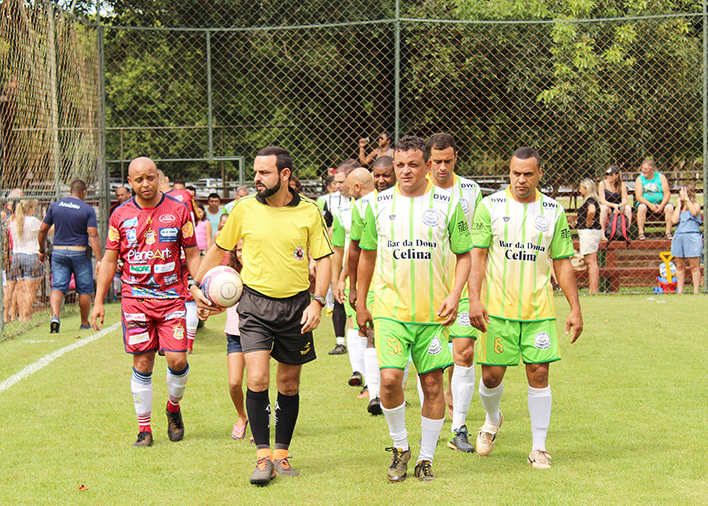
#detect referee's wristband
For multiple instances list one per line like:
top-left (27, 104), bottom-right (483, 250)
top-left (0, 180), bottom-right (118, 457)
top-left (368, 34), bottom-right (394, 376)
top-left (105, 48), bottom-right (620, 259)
top-left (313, 296), bottom-right (326, 307)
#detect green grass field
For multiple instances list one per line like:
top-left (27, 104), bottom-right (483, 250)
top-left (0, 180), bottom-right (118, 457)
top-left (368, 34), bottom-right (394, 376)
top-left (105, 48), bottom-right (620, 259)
top-left (0, 295), bottom-right (706, 505)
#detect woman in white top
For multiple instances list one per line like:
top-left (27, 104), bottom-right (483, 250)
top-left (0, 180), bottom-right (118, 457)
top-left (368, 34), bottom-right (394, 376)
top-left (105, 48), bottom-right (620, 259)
top-left (8, 199), bottom-right (43, 322)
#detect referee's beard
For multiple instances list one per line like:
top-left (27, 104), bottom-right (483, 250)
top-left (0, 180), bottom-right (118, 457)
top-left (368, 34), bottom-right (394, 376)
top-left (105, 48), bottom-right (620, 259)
top-left (257, 179), bottom-right (281, 199)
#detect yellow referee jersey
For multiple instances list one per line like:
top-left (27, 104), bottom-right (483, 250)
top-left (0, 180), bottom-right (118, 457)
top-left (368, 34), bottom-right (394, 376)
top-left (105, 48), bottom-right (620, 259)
top-left (216, 188), bottom-right (333, 298)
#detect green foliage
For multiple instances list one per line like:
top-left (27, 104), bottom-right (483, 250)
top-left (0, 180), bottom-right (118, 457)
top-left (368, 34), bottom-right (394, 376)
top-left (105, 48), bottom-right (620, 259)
top-left (101, 1), bottom-right (704, 183)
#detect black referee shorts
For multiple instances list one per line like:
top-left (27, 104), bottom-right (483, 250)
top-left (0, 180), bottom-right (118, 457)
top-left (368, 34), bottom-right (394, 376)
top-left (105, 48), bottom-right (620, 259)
top-left (237, 286), bottom-right (317, 365)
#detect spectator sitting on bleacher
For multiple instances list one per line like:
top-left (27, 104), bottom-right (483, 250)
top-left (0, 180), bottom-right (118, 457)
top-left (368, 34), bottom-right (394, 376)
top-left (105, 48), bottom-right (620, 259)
top-left (598, 165), bottom-right (632, 241)
top-left (671, 184), bottom-right (702, 294)
top-left (574, 179), bottom-right (602, 294)
top-left (635, 159), bottom-right (674, 240)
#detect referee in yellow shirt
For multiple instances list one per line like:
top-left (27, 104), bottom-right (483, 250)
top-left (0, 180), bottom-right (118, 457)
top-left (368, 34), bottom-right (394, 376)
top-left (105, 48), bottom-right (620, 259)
top-left (195, 146), bottom-right (333, 486)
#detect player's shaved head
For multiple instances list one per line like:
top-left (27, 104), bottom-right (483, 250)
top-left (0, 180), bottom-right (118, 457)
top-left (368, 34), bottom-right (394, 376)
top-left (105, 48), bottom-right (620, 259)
top-left (346, 167), bottom-right (375, 199)
top-left (128, 156), bottom-right (157, 177)
top-left (156, 169), bottom-right (171, 191)
top-left (127, 157), bottom-right (160, 206)
top-left (348, 167), bottom-right (373, 187)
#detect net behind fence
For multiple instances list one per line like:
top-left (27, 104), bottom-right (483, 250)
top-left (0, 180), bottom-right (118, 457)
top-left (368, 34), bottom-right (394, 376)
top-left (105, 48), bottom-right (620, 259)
top-left (0, 0), bottom-right (103, 340)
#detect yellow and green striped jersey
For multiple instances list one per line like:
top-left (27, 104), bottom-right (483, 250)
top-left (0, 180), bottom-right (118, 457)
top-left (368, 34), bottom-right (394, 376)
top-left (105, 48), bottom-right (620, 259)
top-left (360, 181), bottom-right (472, 324)
top-left (439, 175), bottom-right (483, 299)
top-left (350, 190), bottom-right (377, 242)
top-left (472, 187), bottom-right (574, 322)
top-left (331, 197), bottom-right (354, 249)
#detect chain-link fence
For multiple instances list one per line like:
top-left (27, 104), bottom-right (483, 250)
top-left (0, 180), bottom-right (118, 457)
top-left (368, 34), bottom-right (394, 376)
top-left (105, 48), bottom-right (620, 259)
top-left (103, 8), bottom-right (706, 294)
top-left (1, 3), bottom-right (705, 343)
top-left (0, 0), bottom-right (104, 340)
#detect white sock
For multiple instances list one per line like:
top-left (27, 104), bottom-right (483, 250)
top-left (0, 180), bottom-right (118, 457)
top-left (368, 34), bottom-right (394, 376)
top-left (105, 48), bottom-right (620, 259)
top-left (364, 348), bottom-right (380, 398)
top-left (347, 329), bottom-right (362, 373)
top-left (528, 385), bottom-right (552, 452)
top-left (131, 368), bottom-right (153, 428)
top-left (381, 401), bottom-right (408, 449)
top-left (357, 335), bottom-right (368, 378)
top-left (479, 381), bottom-right (503, 426)
top-left (416, 374), bottom-right (424, 408)
top-left (185, 300), bottom-right (197, 342)
top-left (418, 416), bottom-right (444, 463)
top-left (336, 336), bottom-right (345, 346)
top-left (402, 361), bottom-right (410, 390)
top-left (451, 364), bottom-right (475, 431)
top-left (326, 285), bottom-right (334, 308)
top-left (166, 364), bottom-right (190, 407)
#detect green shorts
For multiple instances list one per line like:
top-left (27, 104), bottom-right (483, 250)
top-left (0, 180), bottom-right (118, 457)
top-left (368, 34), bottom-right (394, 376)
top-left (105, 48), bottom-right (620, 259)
top-left (375, 319), bottom-right (453, 374)
top-left (448, 298), bottom-right (477, 340)
top-left (477, 317), bottom-right (560, 366)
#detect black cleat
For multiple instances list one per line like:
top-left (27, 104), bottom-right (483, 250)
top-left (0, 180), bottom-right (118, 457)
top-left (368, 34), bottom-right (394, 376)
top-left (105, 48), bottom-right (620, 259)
top-left (328, 344), bottom-right (347, 355)
top-left (133, 431), bottom-right (153, 447)
top-left (166, 409), bottom-right (184, 442)
top-left (447, 425), bottom-right (475, 453)
top-left (49, 317), bottom-right (60, 334)
top-left (368, 395), bottom-right (383, 415)
top-left (348, 371), bottom-right (363, 386)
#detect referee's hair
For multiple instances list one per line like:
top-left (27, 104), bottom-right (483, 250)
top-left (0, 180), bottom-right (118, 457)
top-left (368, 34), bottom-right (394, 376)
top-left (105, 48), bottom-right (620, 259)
top-left (257, 146), bottom-right (293, 178)
top-left (512, 146), bottom-right (540, 167)
top-left (396, 135), bottom-right (429, 162)
top-left (70, 179), bottom-right (87, 194)
top-left (426, 133), bottom-right (456, 153)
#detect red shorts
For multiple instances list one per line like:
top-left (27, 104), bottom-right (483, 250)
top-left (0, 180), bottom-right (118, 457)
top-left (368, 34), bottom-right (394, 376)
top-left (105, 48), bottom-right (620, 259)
top-left (122, 298), bottom-right (188, 354)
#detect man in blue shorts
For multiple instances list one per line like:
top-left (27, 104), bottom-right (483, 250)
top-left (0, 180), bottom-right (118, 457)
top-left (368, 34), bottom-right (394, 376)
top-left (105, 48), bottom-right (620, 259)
top-left (38, 180), bottom-right (102, 333)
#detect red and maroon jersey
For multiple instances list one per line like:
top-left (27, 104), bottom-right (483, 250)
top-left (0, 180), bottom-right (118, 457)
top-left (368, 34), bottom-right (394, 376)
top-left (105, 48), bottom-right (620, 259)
top-left (166, 188), bottom-right (197, 302)
top-left (107, 193), bottom-right (197, 299)
top-left (166, 189), bottom-right (196, 222)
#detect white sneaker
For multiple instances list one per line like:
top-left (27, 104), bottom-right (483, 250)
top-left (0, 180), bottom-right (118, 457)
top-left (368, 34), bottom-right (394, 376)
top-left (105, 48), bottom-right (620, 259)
top-left (476, 411), bottom-right (503, 456)
top-left (528, 449), bottom-right (552, 469)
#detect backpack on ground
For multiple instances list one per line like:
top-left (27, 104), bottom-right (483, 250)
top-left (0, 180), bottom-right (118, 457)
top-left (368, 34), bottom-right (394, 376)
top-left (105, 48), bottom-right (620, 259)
top-left (605, 211), bottom-right (629, 248)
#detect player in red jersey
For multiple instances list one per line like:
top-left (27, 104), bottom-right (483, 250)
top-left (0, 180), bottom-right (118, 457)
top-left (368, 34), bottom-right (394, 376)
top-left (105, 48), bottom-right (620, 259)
top-left (92, 157), bottom-right (205, 447)
top-left (159, 171), bottom-right (199, 352)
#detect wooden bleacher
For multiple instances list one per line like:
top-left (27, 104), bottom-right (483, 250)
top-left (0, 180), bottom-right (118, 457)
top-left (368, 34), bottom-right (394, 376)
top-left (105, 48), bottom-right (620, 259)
top-left (572, 238), bottom-right (704, 292)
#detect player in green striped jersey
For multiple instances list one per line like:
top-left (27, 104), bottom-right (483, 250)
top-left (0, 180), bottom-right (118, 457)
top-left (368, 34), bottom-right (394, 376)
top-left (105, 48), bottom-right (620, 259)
top-left (331, 170), bottom-right (368, 393)
top-left (468, 147), bottom-right (583, 470)
top-left (347, 162), bottom-right (396, 415)
top-left (357, 135), bottom-right (472, 482)
top-left (427, 133), bottom-right (483, 454)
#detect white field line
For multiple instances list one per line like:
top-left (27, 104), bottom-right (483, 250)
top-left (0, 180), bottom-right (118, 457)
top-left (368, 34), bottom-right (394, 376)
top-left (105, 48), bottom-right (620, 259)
top-left (0, 322), bottom-right (121, 394)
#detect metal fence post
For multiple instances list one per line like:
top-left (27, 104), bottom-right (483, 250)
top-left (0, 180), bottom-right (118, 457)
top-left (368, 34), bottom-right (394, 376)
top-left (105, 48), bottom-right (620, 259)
top-left (394, 0), bottom-right (400, 143)
top-left (48, 3), bottom-right (61, 201)
top-left (700, 0), bottom-right (708, 292)
top-left (206, 30), bottom-right (213, 161)
top-left (0, 221), bottom-right (4, 336)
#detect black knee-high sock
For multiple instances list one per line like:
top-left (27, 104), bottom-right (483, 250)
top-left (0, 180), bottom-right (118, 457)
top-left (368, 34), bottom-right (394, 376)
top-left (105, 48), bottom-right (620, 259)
top-left (332, 301), bottom-right (346, 337)
top-left (246, 388), bottom-right (271, 449)
top-left (274, 392), bottom-right (299, 450)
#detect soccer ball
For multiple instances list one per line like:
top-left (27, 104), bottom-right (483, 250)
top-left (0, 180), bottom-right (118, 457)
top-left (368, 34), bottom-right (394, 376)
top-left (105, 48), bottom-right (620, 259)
top-left (200, 266), bottom-right (243, 309)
